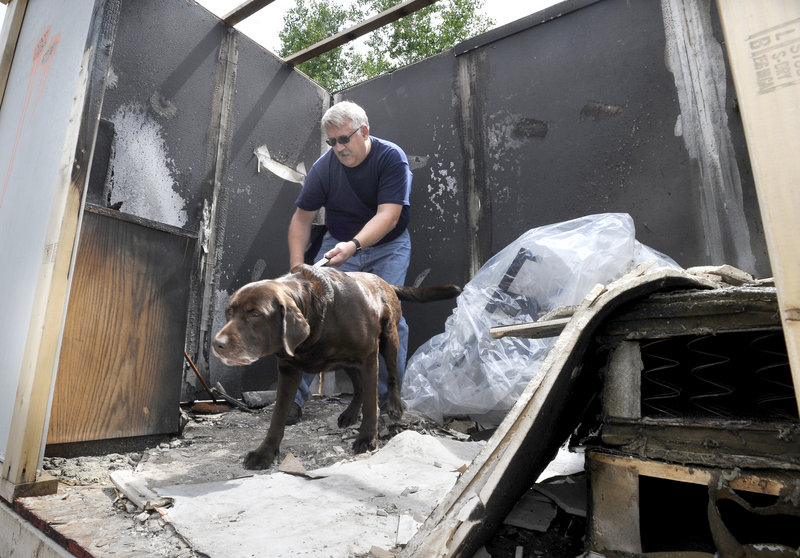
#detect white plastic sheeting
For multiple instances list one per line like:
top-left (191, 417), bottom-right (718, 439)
top-left (402, 213), bottom-right (679, 425)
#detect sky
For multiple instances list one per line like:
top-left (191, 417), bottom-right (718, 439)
top-left (196, 0), bottom-right (560, 53)
top-left (0, 1), bottom-right (560, 56)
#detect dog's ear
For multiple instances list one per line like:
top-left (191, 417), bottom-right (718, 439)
top-left (281, 300), bottom-right (310, 356)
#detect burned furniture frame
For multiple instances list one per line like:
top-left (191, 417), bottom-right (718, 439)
top-left (587, 282), bottom-right (800, 556)
top-left (401, 267), bottom-right (800, 557)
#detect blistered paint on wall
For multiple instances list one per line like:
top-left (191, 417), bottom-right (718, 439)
top-left (421, 123), bottom-right (462, 229)
top-left (105, 101), bottom-right (188, 228)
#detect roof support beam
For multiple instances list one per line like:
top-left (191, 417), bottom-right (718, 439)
top-left (223, 0), bottom-right (277, 27)
top-left (284, 0), bottom-right (438, 66)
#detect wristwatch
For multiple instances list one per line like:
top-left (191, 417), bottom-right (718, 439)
top-left (351, 238), bottom-right (362, 253)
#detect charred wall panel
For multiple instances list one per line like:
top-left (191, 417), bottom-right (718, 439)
top-left (342, 53), bottom-right (470, 356)
top-left (88, 0), bottom-right (327, 398)
top-left (474, 0), bottom-right (767, 274)
top-left (478, 0), bottom-right (698, 258)
top-left (205, 32), bottom-right (328, 394)
top-left (344, 0), bottom-right (770, 358)
top-left (96, 0), bottom-right (224, 230)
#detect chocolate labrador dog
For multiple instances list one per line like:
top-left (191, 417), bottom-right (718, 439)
top-left (212, 263), bottom-right (460, 470)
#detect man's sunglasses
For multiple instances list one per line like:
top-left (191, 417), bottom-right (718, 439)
top-left (325, 127), bottom-right (360, 147)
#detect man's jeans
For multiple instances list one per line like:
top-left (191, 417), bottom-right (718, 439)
top-left (294, 230), bottom-right (411, 407)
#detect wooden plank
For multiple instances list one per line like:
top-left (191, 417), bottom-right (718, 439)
top-left (1, 47), bottom-right (91, 502)
top-left (587, 454), bottom-right (641, 554)
top-left (109, 470), bottom-right (172, 510)
top-left (716, 0), bottom-right (800, 413)
top-left (588, 452), bottom-right (797, 497)
top-left (601, 419), bottom-right (800, 469)
top-left (222, 0), bottom-right (277, 27)
top-left (597, 286), bottom-right (781, 341)
top-left (284, 0), bottom-right (438, 66)
top-left (399, 269), bottom-right (716, 557)
top-left (491, 285), bottom-right (780, 342)
top-left (0, 0), bottom-right (28, 109)
top-left (490, 317), bottom-right (570, 340)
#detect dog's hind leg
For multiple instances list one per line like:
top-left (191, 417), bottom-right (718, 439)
top-left (338, 367), bottom-right (362, 428)
top-left (243, 363), bottom-right (303, 470)
top-left (379, 320), bottom-right (405, 421)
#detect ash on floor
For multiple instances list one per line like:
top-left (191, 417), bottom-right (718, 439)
top-left (20, 396), bottom-right (585, 557)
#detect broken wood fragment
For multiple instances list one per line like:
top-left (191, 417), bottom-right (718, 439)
top-left (490, 317), bottom-right (570, 340)
top-left (277, 453), bottom-right (309, 477)
top-left (109, 470), bottom-right (172, 510)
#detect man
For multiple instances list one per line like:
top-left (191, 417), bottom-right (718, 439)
top-left (286, 100), bottom-right (412, 424)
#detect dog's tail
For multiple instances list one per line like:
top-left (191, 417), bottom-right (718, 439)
top-left (393, 284), bottom-right (461, 303)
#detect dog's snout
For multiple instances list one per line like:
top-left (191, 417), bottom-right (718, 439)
top-left (212, 334), bottom-right (228, 354)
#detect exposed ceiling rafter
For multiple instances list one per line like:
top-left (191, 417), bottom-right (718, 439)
top-left (284, 0), bottom-right (438, 66)
top-left (219, 0), bottom-right (440, 66)
top-left (223, 0), bottom-right (278, 27)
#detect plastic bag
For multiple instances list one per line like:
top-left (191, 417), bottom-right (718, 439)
top-left (401, 213), bottom-right (679, 425)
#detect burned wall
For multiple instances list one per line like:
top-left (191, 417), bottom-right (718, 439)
top-left (87, 0), bottom-right (770, 401)
top-left (94, 0), bottom-right (223, 228)
top-left (342, 0), bottom-right (769, 357)
top-left (92, 0), bottom-right (327, 398)
top-left (204, 30), bottom-right (328, 395)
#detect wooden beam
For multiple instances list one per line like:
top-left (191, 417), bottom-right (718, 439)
top-left (588, 451), bottom-right (796, 497)
top-left (222, 0), bottom-right (277, 27)
top-left (587, 453), bottom-right (641, 554)
top-left (0, 0), bottom-right (28, 111)
top-left (601, 420), bottom-right (800, 470)
top-left (490, 317), bottom-right (570, 340)
top-left (491, 283), bottom-right (780, 342)
top-left (715, 1), bottom-right (800, 414)
top-left (284, 0), bottom-right (438, 66)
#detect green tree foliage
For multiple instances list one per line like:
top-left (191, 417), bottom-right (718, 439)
top-left (278, 0), bottom-right (494, 91)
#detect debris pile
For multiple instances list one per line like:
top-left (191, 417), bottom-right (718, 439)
top-left (20, 396), bottom-right (587, 557)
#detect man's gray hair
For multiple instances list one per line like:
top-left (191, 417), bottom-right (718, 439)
top-left (322, 101), bottom-right (369, 130)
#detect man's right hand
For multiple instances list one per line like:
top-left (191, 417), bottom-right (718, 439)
top-left (322, 240), bottom-right (358, 266)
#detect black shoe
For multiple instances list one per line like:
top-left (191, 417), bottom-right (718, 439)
top-left (286, 402), bottom-right (303, 425)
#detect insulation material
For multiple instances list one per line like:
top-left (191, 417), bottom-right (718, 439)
top-left (105, 102), bottom-right (187, 228)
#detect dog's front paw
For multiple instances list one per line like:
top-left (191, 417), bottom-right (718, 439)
top-left (243, 448), bottom-right (277, 470)
top-left (337, 406), bottom-right (360, 428)
top-left (352, 435), bottom-right (377, 454)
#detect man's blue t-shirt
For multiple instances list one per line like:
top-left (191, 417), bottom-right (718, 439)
top-left (295, 136), bottom-right (412, 245)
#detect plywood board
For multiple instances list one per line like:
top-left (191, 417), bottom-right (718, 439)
top-left (716, 0), bottom-right (800, 412)
top-left (47, 207), bottom-right (195, 444)
top-left (0, 0), bottom-right (98, 501)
